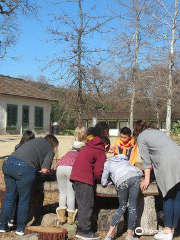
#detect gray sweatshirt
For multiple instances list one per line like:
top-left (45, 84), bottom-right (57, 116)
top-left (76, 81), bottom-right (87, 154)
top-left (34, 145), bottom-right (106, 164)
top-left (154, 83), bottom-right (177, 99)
top-left (12, 138), bottom-right (54, 171)
top-left (101, 154), bottom-right (143, 188)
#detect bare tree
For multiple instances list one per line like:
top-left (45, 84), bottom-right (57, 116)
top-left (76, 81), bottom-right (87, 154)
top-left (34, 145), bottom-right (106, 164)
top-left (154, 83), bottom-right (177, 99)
top-left (111, 0), bottom-right (152, 130)
top-left (148, 0), bottom-right (180, 135)
top-left (0, 0), bottom-right (37, 59)
top-left (44, 0), bottom-right (113, 124)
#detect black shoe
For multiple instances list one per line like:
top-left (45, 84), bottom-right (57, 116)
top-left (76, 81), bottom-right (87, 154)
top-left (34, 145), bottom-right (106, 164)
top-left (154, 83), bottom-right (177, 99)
top-left (76, 231), bottom-right (99, 240)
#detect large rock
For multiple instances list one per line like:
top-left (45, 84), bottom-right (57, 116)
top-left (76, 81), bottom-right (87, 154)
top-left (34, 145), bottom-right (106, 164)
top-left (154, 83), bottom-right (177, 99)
top-left (0, 234), bottom-right (39, 240)
top-left (41, 213), bottom-right (60, 227)
top-left (92, 209), bottom-right (125, 234)
top-left (137, 195), bottom-right (157, 235)
top-left (62, 223), bottom-right (77, 239)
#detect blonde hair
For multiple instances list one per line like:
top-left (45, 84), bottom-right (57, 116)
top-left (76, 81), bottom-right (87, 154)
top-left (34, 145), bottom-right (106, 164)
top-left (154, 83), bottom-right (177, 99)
top-left (74, 125), bottom-right (87, 143)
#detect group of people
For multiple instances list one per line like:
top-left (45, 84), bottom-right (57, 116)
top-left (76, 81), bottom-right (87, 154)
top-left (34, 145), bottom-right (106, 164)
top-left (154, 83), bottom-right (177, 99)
top-left (0, 120), bottom-right (180, 240)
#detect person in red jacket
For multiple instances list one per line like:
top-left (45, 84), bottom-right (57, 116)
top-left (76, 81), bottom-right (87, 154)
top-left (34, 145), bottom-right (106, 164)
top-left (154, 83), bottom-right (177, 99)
top-left (70, 135), bottom-right (110, 240)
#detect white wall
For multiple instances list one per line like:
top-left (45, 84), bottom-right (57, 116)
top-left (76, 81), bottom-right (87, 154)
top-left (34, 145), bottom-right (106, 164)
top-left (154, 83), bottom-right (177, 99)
top-left (0, 95), bottom-right (51, 134)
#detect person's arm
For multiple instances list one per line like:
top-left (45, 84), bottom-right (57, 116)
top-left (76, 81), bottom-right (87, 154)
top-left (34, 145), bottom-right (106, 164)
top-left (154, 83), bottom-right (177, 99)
top-left (141, 169), bottom-right (151, 190)
top-left (101, 162), bottom-right (110, 187)
top-left (137, 135), bottom-right (152, 190)
top-left (94, 153), bottom-right (106, 183)
top-left (41, 150), bottom-right (54, 175)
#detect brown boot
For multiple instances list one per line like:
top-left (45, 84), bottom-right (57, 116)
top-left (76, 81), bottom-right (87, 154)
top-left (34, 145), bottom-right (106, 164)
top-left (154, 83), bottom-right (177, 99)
top-left (56, 207), bottom-right (67, 223)
top-left (67, 209), bottom-right (78, 225)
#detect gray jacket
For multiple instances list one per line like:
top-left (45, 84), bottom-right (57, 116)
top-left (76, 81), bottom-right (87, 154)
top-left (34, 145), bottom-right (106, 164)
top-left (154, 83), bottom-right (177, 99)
top-left (101, 154), bottom-right (143, 188)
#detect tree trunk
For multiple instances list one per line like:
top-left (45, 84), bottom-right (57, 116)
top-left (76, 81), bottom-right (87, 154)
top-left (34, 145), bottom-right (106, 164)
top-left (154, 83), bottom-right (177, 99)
top-left (25, 226), bottom-right (67, 240)
top-left (155, 107), bottom-right (160, 129)
top-left (129, 0), bottom-right (139, 131)
top-left (130, 77), bottom-right (136, 130)
top-left (166, 0), bottom-right (178, 136)
top-left (77, 0), bottom-right (83, 125)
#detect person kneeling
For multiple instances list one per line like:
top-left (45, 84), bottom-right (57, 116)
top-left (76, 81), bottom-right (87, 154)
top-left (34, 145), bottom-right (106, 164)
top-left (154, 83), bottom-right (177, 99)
top-left (101, 154), bottom-right (143, 240)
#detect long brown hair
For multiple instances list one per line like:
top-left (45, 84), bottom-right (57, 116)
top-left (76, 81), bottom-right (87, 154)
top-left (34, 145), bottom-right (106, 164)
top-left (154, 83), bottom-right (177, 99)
top-left (44, 134), bottom-right (59, 150)
top-left (133, 120), bottom-right (157, 142)
top-left (18, 131), bottom-right (35, 149)
top-left (44, 134), bottom-right (59, 159)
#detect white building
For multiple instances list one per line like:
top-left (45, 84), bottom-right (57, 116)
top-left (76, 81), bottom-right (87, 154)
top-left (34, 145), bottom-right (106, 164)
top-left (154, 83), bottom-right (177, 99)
top-left (0, 75), bottom-right (56, 135)
top-left (83, 111), bottom-right (180, 136)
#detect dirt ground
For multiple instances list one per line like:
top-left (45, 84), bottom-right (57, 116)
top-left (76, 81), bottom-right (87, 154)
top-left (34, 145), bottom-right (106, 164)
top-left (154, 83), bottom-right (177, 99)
top-left (0, 135), bottom-right (180, 239)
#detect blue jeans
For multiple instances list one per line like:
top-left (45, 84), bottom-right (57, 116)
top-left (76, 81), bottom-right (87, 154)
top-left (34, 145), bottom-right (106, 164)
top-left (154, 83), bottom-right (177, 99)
top-left (163, 182), bottom-right (180, 228)
top-left (111, 176), bottom-right (140, 229)
top-left (0, 156), bottom-right (36, 232)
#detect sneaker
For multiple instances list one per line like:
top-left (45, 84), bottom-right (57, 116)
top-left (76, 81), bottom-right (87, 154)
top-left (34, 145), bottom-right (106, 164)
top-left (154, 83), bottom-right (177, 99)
top-left (8, 220), bottom-right (15, 227)
top-left (104, 235), bottom-right (113, 240)
top-left (154, 232), bottom-right (173, 240)
top-left (0, 229), bottom-right (7, 233)
top-left (76, 231), bottom-right (100, 239)
top-left (15, 231), bottom-right (24, 236)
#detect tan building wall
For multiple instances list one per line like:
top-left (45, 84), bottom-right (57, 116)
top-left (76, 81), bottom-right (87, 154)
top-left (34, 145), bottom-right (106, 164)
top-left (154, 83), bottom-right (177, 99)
top-left (0, 94), bottom-right (51, 134)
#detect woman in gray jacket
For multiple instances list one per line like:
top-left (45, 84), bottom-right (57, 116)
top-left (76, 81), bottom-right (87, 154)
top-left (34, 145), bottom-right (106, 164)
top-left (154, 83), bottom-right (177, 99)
top-left (101, 154), bottom-right (143, 240)
top-left (134, 120), bottom-right (180, 240)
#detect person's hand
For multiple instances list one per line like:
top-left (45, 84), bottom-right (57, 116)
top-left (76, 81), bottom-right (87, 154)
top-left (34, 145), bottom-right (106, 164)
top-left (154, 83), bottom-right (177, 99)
top-left (41, 168), bottom-right (52, 175)
top-left (109, 147), bottom-right (115, 153)
top-left (140, 180), bottom-right (150, 191)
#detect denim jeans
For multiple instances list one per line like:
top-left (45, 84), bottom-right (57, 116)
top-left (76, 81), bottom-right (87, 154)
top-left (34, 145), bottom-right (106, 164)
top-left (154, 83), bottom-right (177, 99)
top-left (163, 182), bottom-right (180, 228)
top-left (111, 176), bottom-right (140, 229)
top-left (0, 156), bottom-right (36, 232)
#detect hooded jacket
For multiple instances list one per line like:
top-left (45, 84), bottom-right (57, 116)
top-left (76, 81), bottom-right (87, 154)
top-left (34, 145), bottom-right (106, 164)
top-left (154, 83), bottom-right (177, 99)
top-left (101, 154), bottom-right (143, 188)
top-left (70, 136), bottom-right (106, 186)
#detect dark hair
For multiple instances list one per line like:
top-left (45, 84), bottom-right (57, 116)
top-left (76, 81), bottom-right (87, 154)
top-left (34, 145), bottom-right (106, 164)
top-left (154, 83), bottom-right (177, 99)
top-left (120, 127), bottom-right (132, 136)
top-left (44, 134), bottom-right (59, 150)
top-left (133, 120), bottom-right (157, 142)
top-left (95, 121), bottom-right (109, 137)
top-left (101, 136), bottom-right (111, 152)
top-left (18, 131), bottom-right (35, 149)
top-left (87, 127), bottom-right (95, 136)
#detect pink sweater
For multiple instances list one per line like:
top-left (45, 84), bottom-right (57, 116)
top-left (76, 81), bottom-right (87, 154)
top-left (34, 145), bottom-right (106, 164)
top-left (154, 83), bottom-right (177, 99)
top-left (57, 150), bottom-right (79, 167)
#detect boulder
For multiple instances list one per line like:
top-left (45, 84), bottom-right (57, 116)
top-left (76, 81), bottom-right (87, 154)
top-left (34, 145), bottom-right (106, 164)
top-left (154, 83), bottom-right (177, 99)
top-left (62, 223), bottom-right (77, 239)
top-left (41, 213), bottom-right (60, 227)
top-left (0, 234), bottom-right (39, 240)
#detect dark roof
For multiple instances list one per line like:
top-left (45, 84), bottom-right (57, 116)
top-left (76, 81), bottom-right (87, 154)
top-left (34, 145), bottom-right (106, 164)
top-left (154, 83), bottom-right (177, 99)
top-left (0, 75), bottom-right (57, 101)
top-left (83, 111), bottom-right (180, 121)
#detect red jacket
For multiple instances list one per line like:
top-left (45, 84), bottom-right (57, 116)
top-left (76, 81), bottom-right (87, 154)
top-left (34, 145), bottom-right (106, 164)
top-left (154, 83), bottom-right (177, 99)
top-left (70, 137), bottom-right (106, 186)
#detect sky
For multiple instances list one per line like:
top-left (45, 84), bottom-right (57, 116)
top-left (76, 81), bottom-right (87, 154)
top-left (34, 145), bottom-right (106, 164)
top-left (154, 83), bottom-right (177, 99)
top-left (0, 0), bottom-right (175, 83)
top-left (0, 0), bottom-right (119, 81)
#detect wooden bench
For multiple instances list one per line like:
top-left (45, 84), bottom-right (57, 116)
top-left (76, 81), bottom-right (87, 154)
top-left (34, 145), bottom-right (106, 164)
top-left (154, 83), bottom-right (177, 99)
top-left (32, 176), bottom-right (159, 236)
top-left (0, 172), bottom-right (160, 236)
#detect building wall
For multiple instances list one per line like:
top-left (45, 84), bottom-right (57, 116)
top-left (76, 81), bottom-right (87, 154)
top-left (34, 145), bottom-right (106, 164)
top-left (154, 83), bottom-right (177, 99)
top-left (0, 95), bottom-right (51, 134)
top-left (86, 119), bottom-right (129, 129)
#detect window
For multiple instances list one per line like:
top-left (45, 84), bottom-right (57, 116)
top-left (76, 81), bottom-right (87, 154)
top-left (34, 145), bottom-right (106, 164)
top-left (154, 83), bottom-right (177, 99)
top-left (7, 104), bottom-right (18, 129)
top-left (35, 107), bottom-right (44, 129)
top-left (109, 121), bottom-right (117, 129)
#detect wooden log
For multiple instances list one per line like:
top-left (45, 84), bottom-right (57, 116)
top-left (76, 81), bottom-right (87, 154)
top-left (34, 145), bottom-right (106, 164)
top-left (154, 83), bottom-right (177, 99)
top-left (96, 182), bottom-right (159, 197)
top-left (25, 226), bottom-right (67, 240)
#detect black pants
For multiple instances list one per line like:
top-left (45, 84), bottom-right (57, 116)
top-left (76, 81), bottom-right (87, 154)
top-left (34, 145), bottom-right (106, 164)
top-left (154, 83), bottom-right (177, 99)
top-left (73, 181), bottom-right (94, 232)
